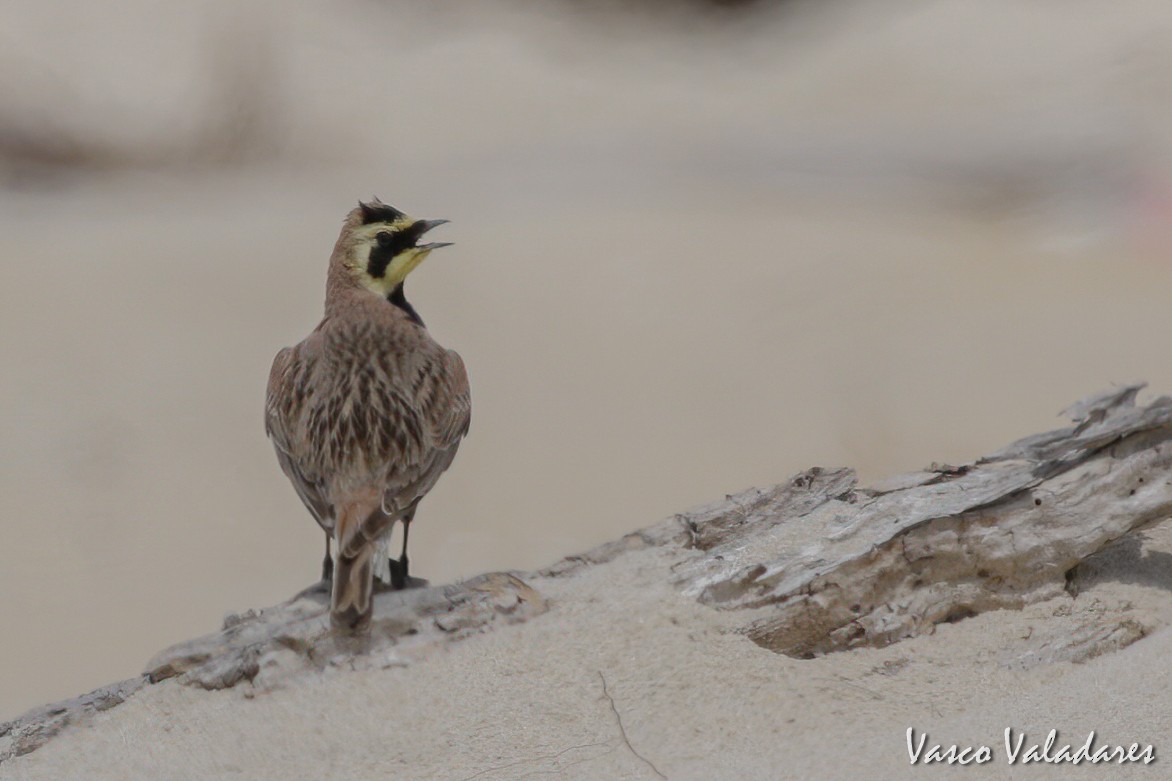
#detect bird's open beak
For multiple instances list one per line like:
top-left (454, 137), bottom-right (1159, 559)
top-left (415, 219), bottom-right (452, 251)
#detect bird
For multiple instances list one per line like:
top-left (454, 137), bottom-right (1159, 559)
top-left (265, 198), bottom-right (471, 633)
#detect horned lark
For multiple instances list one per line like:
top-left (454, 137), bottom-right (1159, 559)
top-left (265, 198), bottom-right (471, 633)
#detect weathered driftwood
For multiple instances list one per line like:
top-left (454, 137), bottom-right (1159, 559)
top-left (148, 572), bottom-right (547, 690)
top-left (667, 382), bottom-right (1172, 657)
top-left (0, 677), bottom-right (146, 764)
top-left (4, 383), bottom-right (1169, 763)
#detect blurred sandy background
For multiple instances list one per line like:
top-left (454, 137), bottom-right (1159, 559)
top-left (3, 0), bottom-right (1172, 720)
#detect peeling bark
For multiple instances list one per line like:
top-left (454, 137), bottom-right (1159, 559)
top-left (670, 382), bottom-right (1172, 657)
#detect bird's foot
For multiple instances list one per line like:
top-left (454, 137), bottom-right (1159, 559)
top-left (384, 558), bottom-right (426, 591)
top-left (388, 557), bottom-right (407, 590)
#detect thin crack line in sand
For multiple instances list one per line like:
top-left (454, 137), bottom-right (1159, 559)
top-left (516, 746), bottom-right (619, 780)
top-left (456, 741), bottom-right (611, 781)
top-left (598, 671), bottom-right (667, 779)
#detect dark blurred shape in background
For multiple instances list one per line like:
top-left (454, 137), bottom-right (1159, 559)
top-left (0, 17), bottom-right (282, 186)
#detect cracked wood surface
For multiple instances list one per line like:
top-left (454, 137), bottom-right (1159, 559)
top-left (4, 383), bottom-right (1169, 764)
top-left (671, 382), bottom-right (1172, 656)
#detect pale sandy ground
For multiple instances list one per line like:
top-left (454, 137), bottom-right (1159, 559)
top-left (2, 0), bottom-right (1172, 774)
top-left (4, 520), bottom-right (1170, 780)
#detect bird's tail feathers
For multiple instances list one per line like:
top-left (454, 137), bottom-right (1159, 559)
top-left (331, 544), bottom-right (375, 633)
top-left (330, 491), bottom-right (389, 633)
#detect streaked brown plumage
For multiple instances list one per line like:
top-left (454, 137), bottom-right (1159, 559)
top-left (265, 199), bottom-right (470, 632)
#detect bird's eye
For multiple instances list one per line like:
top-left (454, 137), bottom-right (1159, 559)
top-left (376, 231), bottom-right (394, 248)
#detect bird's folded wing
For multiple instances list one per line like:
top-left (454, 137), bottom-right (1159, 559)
top-left (432, 349), bottom-right (472, 449)
top-left (377, 347), bottom-right (472, 517)
top-left (266, 339), bottom-right (333, 527)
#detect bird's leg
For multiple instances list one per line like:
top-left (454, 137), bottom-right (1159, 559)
top-left (321, 534), bottom-right (334, 582)
top-left (399, 517), bottom-right (410, 584)
top-left (387, 514), bottom-right (414, 589)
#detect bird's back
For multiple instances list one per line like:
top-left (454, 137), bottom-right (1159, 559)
top-left (267, 299), bottom-right (470, 524)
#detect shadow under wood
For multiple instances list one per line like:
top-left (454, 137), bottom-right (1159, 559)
top-left (1066, 529), bottom-right (1172, 596)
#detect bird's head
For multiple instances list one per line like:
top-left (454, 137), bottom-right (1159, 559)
top-left (337, 197), bottom-right (452, 297)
